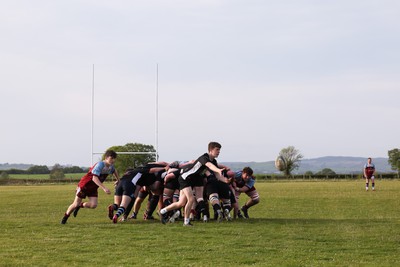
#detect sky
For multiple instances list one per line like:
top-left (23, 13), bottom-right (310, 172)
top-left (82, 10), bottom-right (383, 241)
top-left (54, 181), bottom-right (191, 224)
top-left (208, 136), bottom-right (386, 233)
top-left (1, 0), bottom-right (399, 167)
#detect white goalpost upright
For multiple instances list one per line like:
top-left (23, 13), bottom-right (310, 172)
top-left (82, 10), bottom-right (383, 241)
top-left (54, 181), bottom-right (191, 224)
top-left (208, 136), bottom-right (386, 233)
top-left (90, 64), bottom-right (159, 165)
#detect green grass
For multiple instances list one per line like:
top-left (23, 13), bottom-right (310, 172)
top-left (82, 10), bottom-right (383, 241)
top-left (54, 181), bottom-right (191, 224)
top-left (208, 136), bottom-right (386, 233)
top-left (1, 180), bottom-right (400, 266)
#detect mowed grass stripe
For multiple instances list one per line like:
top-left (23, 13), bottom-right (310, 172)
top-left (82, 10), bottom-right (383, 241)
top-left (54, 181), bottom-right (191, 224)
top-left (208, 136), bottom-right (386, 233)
top-left (0, 180), bottom-right (399, 266)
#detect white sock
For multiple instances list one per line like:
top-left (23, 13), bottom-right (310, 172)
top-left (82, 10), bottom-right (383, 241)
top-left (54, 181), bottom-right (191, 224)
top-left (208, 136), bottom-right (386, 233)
top-left (184, 218), bottom-right (190, 224)
top-left (160, 208), bottom-right (167, 215)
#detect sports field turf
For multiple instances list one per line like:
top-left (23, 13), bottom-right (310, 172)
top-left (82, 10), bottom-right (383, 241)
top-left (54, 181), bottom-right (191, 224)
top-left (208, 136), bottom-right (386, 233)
top-left (0, 180), bottom-right (399, 266)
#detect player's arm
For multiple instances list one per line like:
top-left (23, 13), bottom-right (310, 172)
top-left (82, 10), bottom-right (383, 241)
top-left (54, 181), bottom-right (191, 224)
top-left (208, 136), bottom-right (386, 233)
top-left (92, 175), bottom-right (110, 194)
top-left (113, 169), bottom-right (120, 185)
top-left (148, 161), bottom-right (169, 166)
top-left (179, 160), bottom-right (195, 168)
top-left (149, 166), bottom-right (169, 173)
top-left (218, 164), bottom-right (230, 171)
top-left (205, 162), bottom-right (228, 183)
top-left (236, 185), bottom-right (250, 193)
top-left (163, 171), bottom-right (177, 184)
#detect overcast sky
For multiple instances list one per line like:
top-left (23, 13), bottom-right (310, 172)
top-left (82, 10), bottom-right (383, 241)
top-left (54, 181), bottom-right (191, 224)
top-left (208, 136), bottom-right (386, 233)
top-left (1, 0), bottom-right (399, 167)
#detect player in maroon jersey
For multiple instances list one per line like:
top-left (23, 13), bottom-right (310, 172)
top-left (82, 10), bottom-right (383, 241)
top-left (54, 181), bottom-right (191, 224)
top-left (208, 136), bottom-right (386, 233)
top-left (61, 150), bottom-right (119, 224)
top-left (364, 157), bottom-right (376, 191)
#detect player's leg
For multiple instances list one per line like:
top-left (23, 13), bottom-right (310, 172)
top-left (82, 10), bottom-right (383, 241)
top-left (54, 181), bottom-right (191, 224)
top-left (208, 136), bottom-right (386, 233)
top-left (182, 186), bottom-right (195, 226)
top-left (219, 182), bottom-right (233, 221)
top-left (194, 185), bottom-right (206, 221)
top-left (109, 195), bottom-right (122, 220)
top-left (365, 175), bottom-right (369, 191)
top-left (85, 196), bottom-right (98, 209)
top-left (163, 188), bottom-right (174, 207)
top-left (113, 195), bottom-right (132, 223)
top-left (234, 191), bottom-right (243, 218)
top-left (145, 181), bottom-right (162, 219)
top-left (160, 190), bottom-right (187, 224)
top-left (241, 190), bottom-right (260, 219)
top-left (61, 195), bottom-right (83, 224)
top-left (132, 187), bottom-right (147, 219)
top-left (371, 176), bottom-right (375, 191)
top-left (72, 186), bottom-right (99, 219)
top-left (109, 181), bottom-right (124, 220)
top-left (206, 180), bottom-right (223, 221)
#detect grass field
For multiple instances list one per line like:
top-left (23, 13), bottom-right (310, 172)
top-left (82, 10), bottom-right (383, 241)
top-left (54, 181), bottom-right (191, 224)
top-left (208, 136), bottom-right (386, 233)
top-left (1, 180), bottom-right (400, 266)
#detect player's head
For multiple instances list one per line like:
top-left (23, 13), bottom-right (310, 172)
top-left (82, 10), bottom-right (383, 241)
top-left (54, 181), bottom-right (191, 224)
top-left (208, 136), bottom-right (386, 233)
top-left (208, 142), bottom-right (221, 151)
top-left (367, 157), bottom-right (372, 163)
top-left (208, 142), bottom-right (222, 158)
top-left (168, 161), bottom-right (180, 169)
top-left (104, 150), bottom-right (117, 164)
top-left (242, 167), bottom-right (253, 180)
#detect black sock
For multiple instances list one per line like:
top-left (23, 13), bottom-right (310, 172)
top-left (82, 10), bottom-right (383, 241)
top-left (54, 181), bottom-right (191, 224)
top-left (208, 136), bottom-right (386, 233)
top-left (212, 203), bottom-right (221, 213)
top-left (124, 197), bottom-right (135, 216)
top-left (147, 195), bottom-right (160, 217)
top-left (116, 207), bottom-right (126, 218)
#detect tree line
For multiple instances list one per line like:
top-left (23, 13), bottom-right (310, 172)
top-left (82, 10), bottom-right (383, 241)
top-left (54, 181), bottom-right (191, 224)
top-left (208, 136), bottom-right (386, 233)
top-left (1, 143), bottom-right (399, 180)
top-left (1, 165), bottom-right (87, 175)
top-left (277, 146), bottom-right (400, 176)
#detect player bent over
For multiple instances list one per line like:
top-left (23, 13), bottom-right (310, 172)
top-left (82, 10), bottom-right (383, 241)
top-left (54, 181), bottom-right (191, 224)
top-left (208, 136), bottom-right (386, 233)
top-left (160, 142), bottom-right (226, 226)
top-left (61, 150), bottom-right (119, 224)
top-left (234, 167), bottom-right (260, 219)
top-left (108, 163), bottom-right (168, 223)
top-left (107, 172), bottom-right (136, 223)
top-left (364, 157), bottom-right (376, 191)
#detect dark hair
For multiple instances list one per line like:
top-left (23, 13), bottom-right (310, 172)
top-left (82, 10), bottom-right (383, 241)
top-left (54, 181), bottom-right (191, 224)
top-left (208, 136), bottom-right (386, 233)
top-left (242, 167), bottom-right (253, 176)
top-left (169, 161), bottom-right (180, 168)
top-left (208, 142), bottom-right (221, 151)
top-left (104, 150), bottom-right (117, 159)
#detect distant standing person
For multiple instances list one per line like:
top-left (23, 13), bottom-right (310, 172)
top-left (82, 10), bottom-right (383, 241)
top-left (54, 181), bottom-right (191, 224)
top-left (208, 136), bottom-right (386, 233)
top-left (61, 150), bottom-right (119, 224)
top-left (364, 157), bottom-right (376, 191)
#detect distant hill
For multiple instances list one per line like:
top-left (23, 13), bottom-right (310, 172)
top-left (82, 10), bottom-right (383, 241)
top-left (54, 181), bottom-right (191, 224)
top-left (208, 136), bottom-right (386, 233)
top-left (0, 163), bottom-right (34, 171)
top-left (1, 156), bottom-right (394, 174)
top-left (221, 156), bottom-right (393, 174)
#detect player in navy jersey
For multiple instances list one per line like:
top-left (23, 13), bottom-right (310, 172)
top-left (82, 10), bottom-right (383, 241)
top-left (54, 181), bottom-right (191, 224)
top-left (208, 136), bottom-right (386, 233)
top-left (108, 162), bottom-right (168, 223)
top-left (160, 142), bottom-right (227, 226)
top-left (364, 157), bottom-right (376, 191)
top-left (233, 167), bottom-right (260, 219)
top-left (61, 150), bottom-right (119, 224)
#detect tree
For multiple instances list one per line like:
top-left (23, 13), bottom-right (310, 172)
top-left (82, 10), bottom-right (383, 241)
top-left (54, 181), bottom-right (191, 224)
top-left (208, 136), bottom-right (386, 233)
top-left (0, 172), bottom-right (9, 179)
top-left (27, 165), bottom-right (50, 174)
top-left (106, 143), bottom-right (157, 174)
top-left (316, 168), bottom-right (336, 176)
top-left (63, 166), bottom-right (85, 173)
top-left (278, 146), bottom-right (303, 176)
top-left (49, 164), bottom-right (65, 179)
top-left (304, 171), bottom-right (314, 177)
top-left (388, 148), bottom-right (400, 174)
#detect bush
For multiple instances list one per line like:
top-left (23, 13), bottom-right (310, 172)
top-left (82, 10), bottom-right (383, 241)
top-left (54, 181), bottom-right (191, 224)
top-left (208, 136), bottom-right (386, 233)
top-left (49, 169), bottom-right (65, 179)
top-left (0, 172), bottom-right (9, 179)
